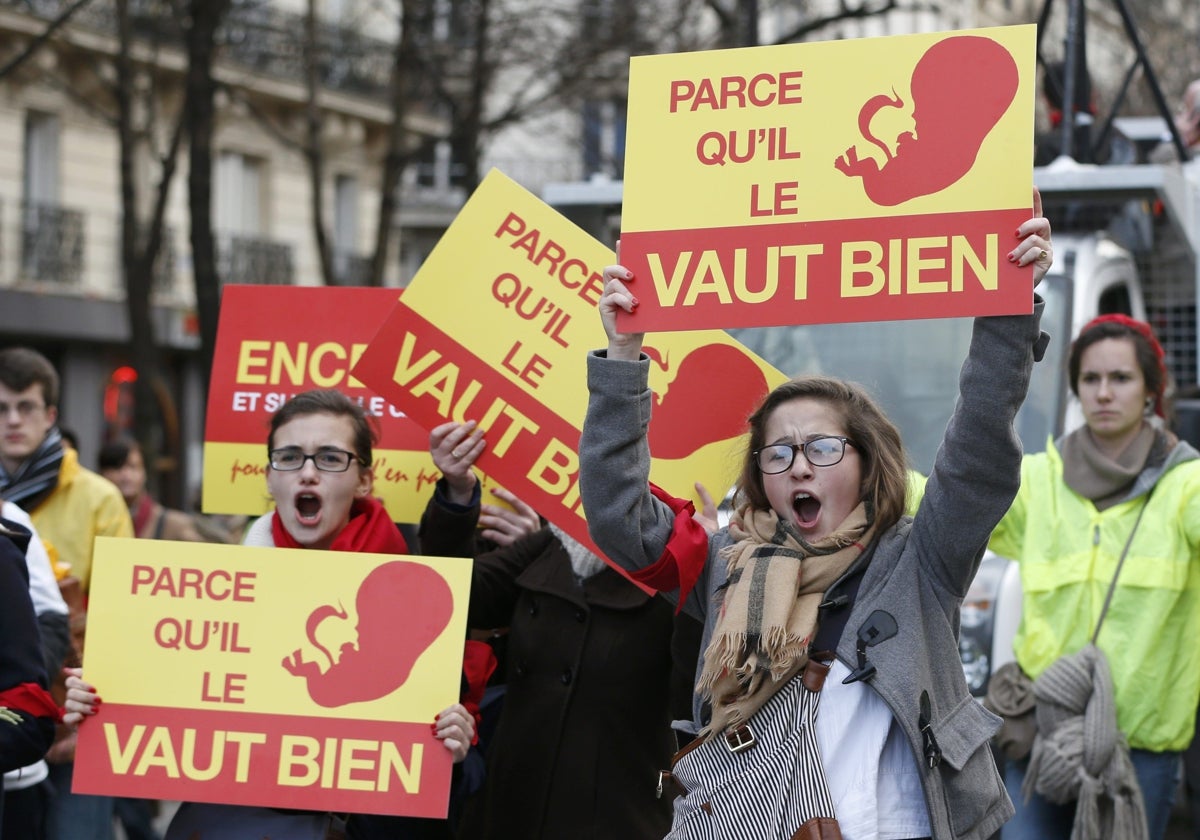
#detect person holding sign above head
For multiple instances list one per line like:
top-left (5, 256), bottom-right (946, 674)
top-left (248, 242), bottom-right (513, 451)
top-left (577, 193), bottom-right (1053, 840)
top-left (417, 419), bottom-right (709, 840)
top-left (63, 389), bottom-right (478, 840)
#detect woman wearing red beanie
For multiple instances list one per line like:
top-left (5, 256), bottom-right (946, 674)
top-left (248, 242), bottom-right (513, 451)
top-left (991, 314), bottom-right (1200, 840)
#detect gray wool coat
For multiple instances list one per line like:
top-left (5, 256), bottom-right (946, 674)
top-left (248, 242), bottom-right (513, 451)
top-left (578, 303), bottom-right (1047, 840)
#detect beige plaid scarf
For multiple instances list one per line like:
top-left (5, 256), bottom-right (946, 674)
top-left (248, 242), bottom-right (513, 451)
top-left (697, 502), bottom-right (874, 739)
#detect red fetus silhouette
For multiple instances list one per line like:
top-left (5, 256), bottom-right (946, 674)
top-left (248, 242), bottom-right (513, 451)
top-left (282, 560), bottom-right (454, 707)
top-left (643, 344), bottom-right (768, 459)
top-left (834, 36), bottom-right (1019, 205)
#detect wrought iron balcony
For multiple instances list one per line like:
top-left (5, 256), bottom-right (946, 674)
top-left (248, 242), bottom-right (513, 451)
top-left (219, 234), bottom-right (294, 286)
top-left (0, 0), bottom-right (399, 102)
top-left (216, 1), bottom-right (397, 100)
top-left (22, 202), bottom-right (85, 285)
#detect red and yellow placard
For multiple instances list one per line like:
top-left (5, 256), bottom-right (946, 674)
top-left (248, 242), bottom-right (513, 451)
top-left (202, 286), bottom-right (448, 523)
top-left (73, 537), bottom-right (471, 818)
top-left (618, 25), bottom-right (1036, 332)
top-left (353, 169), bottom-right (785, 554)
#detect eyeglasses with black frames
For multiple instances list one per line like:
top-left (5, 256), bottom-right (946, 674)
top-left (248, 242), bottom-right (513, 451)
top-left (753, 436), bottom-right (855, 474)
top-left (269, 447), bottom-right (364, 473)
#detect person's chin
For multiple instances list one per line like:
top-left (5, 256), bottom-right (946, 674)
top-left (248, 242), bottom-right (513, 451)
top-left (284, 518), bottom-right (328, 548)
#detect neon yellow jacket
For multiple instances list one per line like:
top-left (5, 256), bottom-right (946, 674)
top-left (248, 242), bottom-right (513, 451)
top-left (30, 448), bottom-right (133, 593)
top-left (990, 438), bottom-right (1200, 752)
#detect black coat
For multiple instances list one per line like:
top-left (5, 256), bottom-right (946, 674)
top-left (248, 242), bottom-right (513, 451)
top-left (422, 494), bottom-right (688, 840)
top-left (0, 518), bottom-right (56, 773)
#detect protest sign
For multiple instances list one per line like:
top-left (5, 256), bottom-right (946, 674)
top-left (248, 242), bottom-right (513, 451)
top-left (73, 537), bottom-right (471, 818)
top-left (202, 286), bottom-right (450, 523)
top-left (353, 169), bottom-right (785, 554)
top-left (617, 25), bottom-right (1036, 332)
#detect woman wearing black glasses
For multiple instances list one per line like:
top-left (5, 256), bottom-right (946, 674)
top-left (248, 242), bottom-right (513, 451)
top-left (578, 194), bottom-right (1054, 840)
top-left (64, 390), bottom-right (477, 840)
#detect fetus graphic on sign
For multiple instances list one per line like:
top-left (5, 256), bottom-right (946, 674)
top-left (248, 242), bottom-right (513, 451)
top-left (282, 560), bottom-right (454, 707)
top-left (834, 35), bottom-right (1019, 206)
top-left (644, 343), bottom-right (769, 459)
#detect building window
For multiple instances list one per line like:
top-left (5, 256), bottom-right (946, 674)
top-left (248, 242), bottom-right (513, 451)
top-left (411, 140), bottom-right (465, 191)
top-left (24, 111), bottom-right (59, 206)
top-left (583, 98), bottom-right (626, 179)
top-left (215, 151), bottom-right (293, 285)
top-left (333, 174), bottom-right (367, 284)
top-left (215, 151), bottom-right (265, 235)
top-left (429, 0), bottom-right (472, 46)
top-left (22, 111), bottom-right (84, 284)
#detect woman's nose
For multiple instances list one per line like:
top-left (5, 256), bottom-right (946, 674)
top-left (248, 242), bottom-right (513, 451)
top-left (790, 450), bottom-right (815, 478)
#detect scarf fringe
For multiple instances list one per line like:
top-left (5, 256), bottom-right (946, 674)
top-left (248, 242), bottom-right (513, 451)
top-left (698, 503), bottom-right (874, 740)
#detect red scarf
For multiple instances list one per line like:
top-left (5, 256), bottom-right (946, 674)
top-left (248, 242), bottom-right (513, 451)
top-left (271, 496), bottom-right (408, 555)
top-left (627, 483), bottom-right (709, 613)
top-left (131, 495), bottom-right (156, 538)
top-left (0, 682), bottom-right (63, 722)
top-left (461, 640), bottom-right (497, 746)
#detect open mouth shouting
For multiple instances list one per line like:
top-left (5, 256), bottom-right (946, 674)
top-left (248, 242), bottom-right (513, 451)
top-left (294, 492), bottom-right (323, 526)
top-left (793, 492), bottom-right (822, 530)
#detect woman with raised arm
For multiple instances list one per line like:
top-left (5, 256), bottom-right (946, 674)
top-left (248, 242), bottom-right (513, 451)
top-left (577, 195), bottom-right (1052, 840)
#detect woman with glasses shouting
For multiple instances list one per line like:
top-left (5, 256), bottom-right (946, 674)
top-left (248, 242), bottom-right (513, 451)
top-left (578, 192), bottom-right (1054, 840)
top-left (63, 389), bottom-right (478, 840)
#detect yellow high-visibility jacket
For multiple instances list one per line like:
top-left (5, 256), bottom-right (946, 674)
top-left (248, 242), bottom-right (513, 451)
top-left (30, 447), bottom-right (132, 594)
top-left (990, 437), bottom-right (1200, 752)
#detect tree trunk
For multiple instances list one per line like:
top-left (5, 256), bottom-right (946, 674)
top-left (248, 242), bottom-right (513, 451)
top-left (306, 0), bottom-right (335, 285)
top-left (117, 0), bottom-right (188, 497)
top-left (184, 0), bottom-right (230, 387)
top-left (115, 0), bottom-right (167, 494)
top-left (455, 0), bottom-right (490, 191)
top-left (369, 0), bottom-right (417, 287)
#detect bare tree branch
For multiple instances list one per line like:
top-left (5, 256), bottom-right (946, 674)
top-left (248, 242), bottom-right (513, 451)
top-left (0, 0), bottom-right (94, 80)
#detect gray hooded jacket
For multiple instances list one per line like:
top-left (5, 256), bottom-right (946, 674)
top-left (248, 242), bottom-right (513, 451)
top-left (579, 303), bottom-right (1047, 840)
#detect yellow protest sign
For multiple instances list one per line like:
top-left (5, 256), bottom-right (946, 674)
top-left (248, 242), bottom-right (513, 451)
top-left (73, 537), bottom-right (471, 818)
top-left (354, 169), bottom-right (786, 555)
top-left (618, 25), bottom-right (1036, 332)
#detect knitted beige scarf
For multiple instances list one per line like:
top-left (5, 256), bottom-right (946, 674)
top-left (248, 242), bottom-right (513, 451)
top-left (697, 502), bottom-right (874, 739)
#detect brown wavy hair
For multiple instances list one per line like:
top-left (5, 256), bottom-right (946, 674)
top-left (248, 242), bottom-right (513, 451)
top-left (734, 376), bottom-right (910, 533)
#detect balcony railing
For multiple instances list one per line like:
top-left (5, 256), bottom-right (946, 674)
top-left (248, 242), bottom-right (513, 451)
top-left (0, 0), bottom-right (398, 102)
top-left (22, 202), bottom-right (85, 285)
top-left (221, 8), bottom-right (396, 100)
top-left (219, 234), bottom-right (294, 286)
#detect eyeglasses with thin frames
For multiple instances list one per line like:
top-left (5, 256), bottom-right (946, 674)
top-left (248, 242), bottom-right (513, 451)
top-left (268, 447), bottom-right (365, 473)
top-left (753, 436), bottom-right (855, 474)
top-left (0, 400), bottom-right (46, 420)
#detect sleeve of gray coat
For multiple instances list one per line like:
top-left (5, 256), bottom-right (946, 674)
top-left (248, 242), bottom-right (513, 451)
top-left (578, 351), bottom-right (710, 619)
top-left (910, 300), bottom-right (1047, 598)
